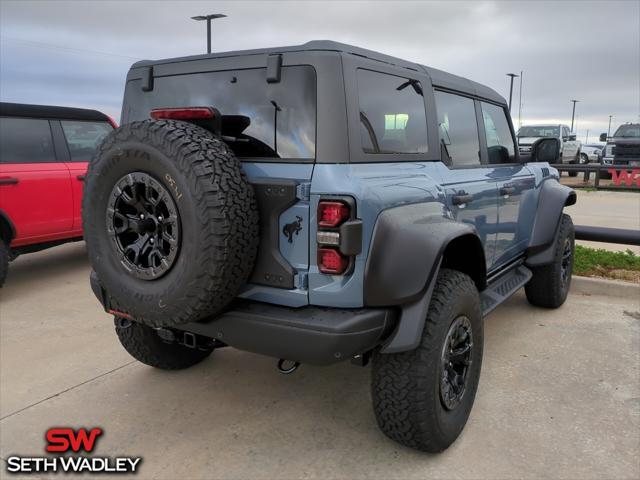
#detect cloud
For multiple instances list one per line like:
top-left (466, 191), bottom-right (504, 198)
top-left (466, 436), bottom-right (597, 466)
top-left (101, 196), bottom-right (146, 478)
top-left (1, 0), bottom-right (638, 138)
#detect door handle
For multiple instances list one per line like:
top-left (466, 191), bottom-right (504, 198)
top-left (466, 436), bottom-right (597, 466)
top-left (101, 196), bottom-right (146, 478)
top-left (500, 186), bottom-right (516, 196)
top-left (0, 177), bottom-right (19, 185)
top-left (452, 193), bottom-right (474, 206)
top-left (77, 175), bottom-right (86, 181)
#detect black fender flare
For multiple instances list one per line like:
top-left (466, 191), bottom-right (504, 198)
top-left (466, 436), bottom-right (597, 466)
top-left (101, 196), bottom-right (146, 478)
top-left (526, 179), bottom-right (576, 266)
top-left (363, 202), bottom-right (485, 353)
top-left (0, 209), bottom-right (16, 243)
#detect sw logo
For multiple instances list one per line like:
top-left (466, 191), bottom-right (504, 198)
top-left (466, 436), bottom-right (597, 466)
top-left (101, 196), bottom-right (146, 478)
top-left (609, 169), bottom-right (640, 187)
top-left (6, 427), bottom-right (142, 475)
top-left (46, 427), bottom-right (103, 452)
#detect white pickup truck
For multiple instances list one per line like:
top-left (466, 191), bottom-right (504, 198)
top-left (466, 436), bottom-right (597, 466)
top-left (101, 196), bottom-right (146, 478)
top-left (517, 124), bottom-right (582, 175)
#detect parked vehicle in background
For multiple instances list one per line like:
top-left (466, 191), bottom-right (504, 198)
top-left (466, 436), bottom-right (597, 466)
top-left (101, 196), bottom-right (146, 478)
top-left (517, 124), bottom-right (582, 175)
top-left (581, 143), bottom-right (604, 163)
top-left (83, 41), bottom-right (576, 453)
top-left (599, 124), bottom-right (640, 178)
top-left (0, 102), bottom-right (116, 286)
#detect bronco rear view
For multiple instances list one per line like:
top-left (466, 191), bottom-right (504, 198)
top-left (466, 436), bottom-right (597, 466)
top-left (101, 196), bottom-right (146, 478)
top-left (84, 41), bottom-right (576, 452)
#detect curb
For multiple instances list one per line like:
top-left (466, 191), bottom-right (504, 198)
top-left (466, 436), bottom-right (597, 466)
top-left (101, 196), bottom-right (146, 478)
top-left (571, 275), bottom-right (640, 298)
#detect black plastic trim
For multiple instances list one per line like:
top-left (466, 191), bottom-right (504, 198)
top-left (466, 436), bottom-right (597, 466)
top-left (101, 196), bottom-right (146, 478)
top-left (175, 300), bottom-right (397, 365)
top-left (249, 178), bottom-right (298, 289)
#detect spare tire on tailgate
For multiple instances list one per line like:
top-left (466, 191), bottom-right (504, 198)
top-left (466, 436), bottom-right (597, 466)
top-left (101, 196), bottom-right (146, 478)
top-left (82, 120), bottom-right (259, 328)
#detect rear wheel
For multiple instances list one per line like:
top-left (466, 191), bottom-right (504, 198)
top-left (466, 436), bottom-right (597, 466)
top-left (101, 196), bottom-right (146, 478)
top-left (0, 239), bottom-right (8, 287)
top-left (525, 214), bottom-right (574, 308)
top-left (115, 318), bottom-right (213, 370)
top-left (371, 269), bottom-right (483, 452)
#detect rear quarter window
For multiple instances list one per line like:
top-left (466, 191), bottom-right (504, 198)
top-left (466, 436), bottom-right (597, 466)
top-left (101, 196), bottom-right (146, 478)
top-left (61, 120), bottom-right (113, 162)
top-left (356, 68), bottom-right (428, 154)
top-left (0, 117), bottom-right (55, 164)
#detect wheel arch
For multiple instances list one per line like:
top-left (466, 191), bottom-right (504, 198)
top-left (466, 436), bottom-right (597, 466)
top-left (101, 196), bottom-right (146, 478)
top-left (526, 179), bottom-right (576, 267)
top-left (0, 210), bottom-right (16, 244)
top-left (363, 202), bottom-right (487, 353)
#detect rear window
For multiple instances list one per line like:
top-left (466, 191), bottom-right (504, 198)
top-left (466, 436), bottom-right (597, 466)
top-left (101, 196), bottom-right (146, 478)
top-left (61, 120), bottom-right (113, 162)
top-left (0, 117), bottom-right (55, 164)
top-left (125, 66), bottom-right (316, 160)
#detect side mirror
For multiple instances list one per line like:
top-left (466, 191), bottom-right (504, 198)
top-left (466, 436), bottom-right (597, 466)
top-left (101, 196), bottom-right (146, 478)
top-left (599, 132), bottom-right (607, 142)
top-left (530, 137), bottom-right (560, 163)
top-left (568, 134), bottom-right (577, 141)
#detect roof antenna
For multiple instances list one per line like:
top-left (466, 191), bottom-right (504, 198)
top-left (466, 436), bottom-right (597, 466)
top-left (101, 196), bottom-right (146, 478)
top-left (191, 14), bottom-right (227, 54)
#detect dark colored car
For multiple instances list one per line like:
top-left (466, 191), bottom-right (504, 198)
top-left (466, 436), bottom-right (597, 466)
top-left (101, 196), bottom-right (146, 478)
top-left (83, 41), bottom-right (575, 452)
top-left (600, 123), bottom-right (640, 178)
top-left (0, 102), bottom-right (116, 286)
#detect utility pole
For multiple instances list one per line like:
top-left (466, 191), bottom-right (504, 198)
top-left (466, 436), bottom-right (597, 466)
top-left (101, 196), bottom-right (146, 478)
top-left (506, 73), bottom-right (519, 112)
top-left (191, 13), bottom-right (227, 53)
top-left (585, 129), bottom-right (589, 143)
top-left (517, 70), bottom-right (523, 129)
top-left (607, 115), bottom-right (613, 137)
top-left (570, 99), bottom-right (579, 132)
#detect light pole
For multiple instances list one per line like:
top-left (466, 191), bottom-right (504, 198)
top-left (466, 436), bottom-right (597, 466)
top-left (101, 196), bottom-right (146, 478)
top-left (517, 70), bottom-right (523, 128)
top-left (570, 99), bottom-right (579, 132)
top-left (191, 14), bottom-right (227, 54)
top-left (607, 115), bottom-right (613, 137)
top-left (506, 73), bottom-right (519, 112)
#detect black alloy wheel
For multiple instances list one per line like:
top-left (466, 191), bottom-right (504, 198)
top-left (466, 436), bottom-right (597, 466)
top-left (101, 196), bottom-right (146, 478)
top-left (440, 315), bottom-right (474, 411)
top-left (107, 172), bottom-right (180, 280)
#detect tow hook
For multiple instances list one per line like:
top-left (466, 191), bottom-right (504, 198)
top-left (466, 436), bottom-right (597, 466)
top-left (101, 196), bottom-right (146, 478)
top-left (277, 359), bottom-right (300, 374)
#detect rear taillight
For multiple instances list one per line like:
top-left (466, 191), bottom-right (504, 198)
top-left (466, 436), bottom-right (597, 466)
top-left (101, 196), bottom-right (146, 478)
top-left (150, 107), bottom-right (216, 120)
top-left (316, 199), bottom-right (354, 275)
top-left (318, 248), bottom-right (349, 275)
top-left (318, 201), bottom-right (350, 227)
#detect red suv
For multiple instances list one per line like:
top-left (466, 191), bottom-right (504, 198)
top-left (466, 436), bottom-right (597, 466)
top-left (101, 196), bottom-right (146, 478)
top-left (0, 103), bottom-right (116, 286)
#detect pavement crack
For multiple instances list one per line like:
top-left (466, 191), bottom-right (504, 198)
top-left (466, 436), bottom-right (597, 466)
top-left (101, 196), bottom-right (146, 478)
top-left (0, 361), bottom-right (136, 421)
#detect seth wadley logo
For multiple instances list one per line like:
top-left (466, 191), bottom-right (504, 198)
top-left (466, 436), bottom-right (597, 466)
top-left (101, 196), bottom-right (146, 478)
top-left (6, 427), bottom-right (142, 474)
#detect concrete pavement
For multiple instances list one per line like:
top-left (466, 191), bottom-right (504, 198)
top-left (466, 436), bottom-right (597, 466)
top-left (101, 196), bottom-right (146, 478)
top-left (1, 243), bottom-right (639, 479)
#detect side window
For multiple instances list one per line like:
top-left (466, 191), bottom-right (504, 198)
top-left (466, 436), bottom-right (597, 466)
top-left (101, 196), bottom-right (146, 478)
top-left (61, 120), bottom-right (113, 162)
top-left (0, 117), bottom-right (55, 164)
top-left (433, 91), bottom-right (480, 167)
top-left (357, 69), bottom-right (428, 154)
top-left (480, 102), bottom-right (516, 164)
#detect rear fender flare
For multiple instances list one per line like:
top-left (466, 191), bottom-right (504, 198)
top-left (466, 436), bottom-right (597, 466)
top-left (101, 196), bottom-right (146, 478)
top-left (526, 179), bottom-right (576, 266)
top-left (363, 202), bottom-right (485, 353)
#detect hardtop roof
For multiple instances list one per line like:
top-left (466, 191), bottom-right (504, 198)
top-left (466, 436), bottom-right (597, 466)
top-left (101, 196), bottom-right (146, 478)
top-left (0, 102), bottom-right (110, 122)
top-left (131, 40), bottom-right (505, 105)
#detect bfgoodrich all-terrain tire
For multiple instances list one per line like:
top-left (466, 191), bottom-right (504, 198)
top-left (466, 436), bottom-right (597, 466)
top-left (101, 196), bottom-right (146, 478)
top-left (0, 238), bottom-right (8, 287)
top-left (525, 214), bottom-right (574, 308)
top-left (371, 269), bottom-right (484, 452)
top-left (115, 318), bottom-right (213, 370)
top-left (82, 120), bottom-right (259, 328)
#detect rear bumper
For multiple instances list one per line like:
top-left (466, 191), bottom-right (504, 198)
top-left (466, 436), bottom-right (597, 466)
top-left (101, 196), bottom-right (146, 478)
top-left (90, 271), bottom-right (397, 366)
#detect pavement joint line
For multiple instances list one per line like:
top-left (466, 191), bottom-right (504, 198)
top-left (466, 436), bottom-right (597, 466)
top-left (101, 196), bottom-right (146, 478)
top-left (0, 361), bottom-right (137, 422)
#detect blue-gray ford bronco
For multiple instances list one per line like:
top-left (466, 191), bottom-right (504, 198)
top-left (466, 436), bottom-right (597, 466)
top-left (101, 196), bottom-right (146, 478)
top-left (84, 41), bottom-right (576, 452)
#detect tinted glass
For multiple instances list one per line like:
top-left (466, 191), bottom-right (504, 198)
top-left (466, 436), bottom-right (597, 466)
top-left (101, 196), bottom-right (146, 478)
top-left (61, 120), bottom-right (113, 162)
top-left (434, 91), bottom-right (480, 166)
top-left (126, 66), bottom-right (316, 160)
top-left (357, 69), bottom-right (428, 154)
top-left (613, 125), bottom-right (640, 138)
top-left (517, 126), bottom-right (560, 138)
top-left (481, 102), bottom-right (516, 164)
top-left (0, 117), bottom-right (55, 164)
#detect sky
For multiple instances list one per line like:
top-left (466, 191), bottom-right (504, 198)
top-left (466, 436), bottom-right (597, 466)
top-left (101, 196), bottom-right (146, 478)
top-left (1, 0), bottom-right (638, 143)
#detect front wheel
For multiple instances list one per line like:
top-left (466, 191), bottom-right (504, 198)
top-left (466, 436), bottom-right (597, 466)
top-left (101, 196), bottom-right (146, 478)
top-left (115, 318), bottom-right (214, 370)
top-left (580, 153), bottom-right (589, 164)
top-left (371, 269), bottom-right (483, 452)
top-left (525, 214), bottom-right (574, 308)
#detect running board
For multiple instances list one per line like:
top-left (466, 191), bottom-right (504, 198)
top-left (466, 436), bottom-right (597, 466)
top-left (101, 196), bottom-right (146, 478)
top-left (481, 265), bottom-right (532, 316)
